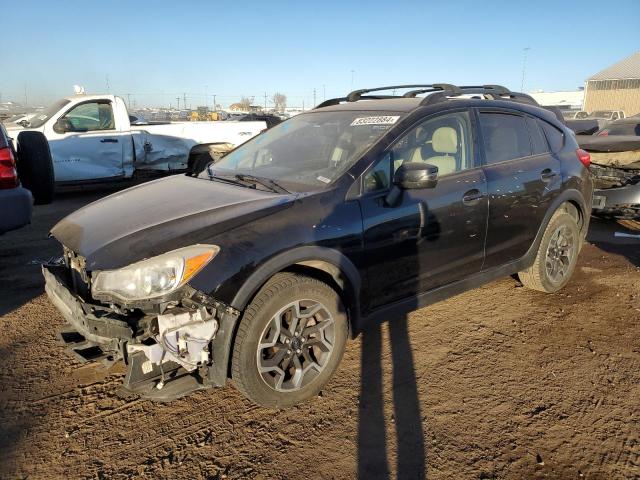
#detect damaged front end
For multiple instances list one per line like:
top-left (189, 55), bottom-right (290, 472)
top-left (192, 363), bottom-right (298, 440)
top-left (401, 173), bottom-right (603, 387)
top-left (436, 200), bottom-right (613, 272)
top-left (43, 248), bottom-right (239, 402)
top-left (578, 135), bottom-right (640, 219)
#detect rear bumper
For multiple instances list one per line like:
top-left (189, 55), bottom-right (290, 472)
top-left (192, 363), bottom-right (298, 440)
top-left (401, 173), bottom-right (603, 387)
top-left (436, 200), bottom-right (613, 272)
top-left (593, 184), bottom-right (640, 218)
top-left (0, 186), bottom-right (33, 234)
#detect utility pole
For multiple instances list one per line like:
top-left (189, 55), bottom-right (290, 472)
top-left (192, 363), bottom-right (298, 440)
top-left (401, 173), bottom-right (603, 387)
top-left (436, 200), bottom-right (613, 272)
top-left (313, 88), bottom-right (316, 107)
top-left (521, 47), bottom-right (531, 92)
top-left (24, 83), bottom-right (28, 107)
top-left (183, 93), bottom-right (187, 111)
top-left (127, 93), bottom-right (131, 109)
top-left (213, 94), bottom-right (217, 112)
top-left (176, 97), bottom-right (180, 110)
top-left (105, 75), bottom-right (110, 93)
top-left (264, 92), bottom-right (267, 111)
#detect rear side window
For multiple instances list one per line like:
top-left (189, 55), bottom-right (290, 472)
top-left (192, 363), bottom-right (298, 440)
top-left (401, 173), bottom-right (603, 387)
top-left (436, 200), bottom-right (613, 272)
top-left (479, 112), bottom-right (532, 164)
top-left (526, 116), bottom-right (549, 155)
top-left (539, 120), bottom-right (564, 153)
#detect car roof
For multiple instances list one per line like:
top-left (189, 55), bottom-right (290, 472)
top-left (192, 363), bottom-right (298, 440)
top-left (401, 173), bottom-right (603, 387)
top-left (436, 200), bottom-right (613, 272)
top-left (314, 97), bottom-right (422, 112)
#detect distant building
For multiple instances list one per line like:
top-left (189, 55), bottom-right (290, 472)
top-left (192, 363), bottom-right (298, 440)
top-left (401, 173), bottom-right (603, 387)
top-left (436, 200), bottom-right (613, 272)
top-left (584, 51), bottom-right (640, 116)
top-left (228, 103), bottom-right (262, 113)
top-left (529, 90), bottom-right (584, 110)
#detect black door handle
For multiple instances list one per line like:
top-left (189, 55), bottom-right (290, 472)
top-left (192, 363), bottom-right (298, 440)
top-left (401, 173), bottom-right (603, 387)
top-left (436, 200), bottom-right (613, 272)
top-left (100, 138), bottom-right (119, 143)
top-left (541, 168), bottom-right (558, 181)
top-left (462, 189), bottom-right (484, 205)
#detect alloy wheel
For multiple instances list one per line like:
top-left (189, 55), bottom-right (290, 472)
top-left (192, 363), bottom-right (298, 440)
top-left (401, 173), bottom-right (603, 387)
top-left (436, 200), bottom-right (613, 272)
top-left (545, 224), bottom-right (575, 284)
top-left (257, 299), bottom-right (335, 392)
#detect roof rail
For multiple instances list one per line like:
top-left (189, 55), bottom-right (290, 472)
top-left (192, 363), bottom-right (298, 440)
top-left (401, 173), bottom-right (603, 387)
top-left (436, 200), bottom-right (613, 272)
top-left (420, 84), bottom-right (540, 107)
top-left (345, 84), bottom-right (457, 103)
top-left (314, 83), bottom-right (540, 109)
top-left (315, 84), bottom-right (462, 109)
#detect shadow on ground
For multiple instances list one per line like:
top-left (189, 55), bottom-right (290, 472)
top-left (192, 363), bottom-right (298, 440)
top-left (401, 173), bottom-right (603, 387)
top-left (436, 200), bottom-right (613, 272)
top-left (358, 316), bottom-right (426, 479)
top-left (586, 217), bottom-right (640, 267)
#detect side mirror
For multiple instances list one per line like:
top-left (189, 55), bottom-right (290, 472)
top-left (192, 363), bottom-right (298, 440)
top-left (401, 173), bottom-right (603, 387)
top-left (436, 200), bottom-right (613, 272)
top-left (385, 162), bottom-right (438, 206)
top-left (394, 162), bottom-right (438, 189)
top-left (53, 118), bottom-right (74, 134)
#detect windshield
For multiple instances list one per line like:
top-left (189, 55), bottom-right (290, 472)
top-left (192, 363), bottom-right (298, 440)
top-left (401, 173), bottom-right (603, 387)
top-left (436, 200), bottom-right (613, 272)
top-left (27, 99), bottom-right (70, 128)
top-left (203, 110), bottom-right (403, 191)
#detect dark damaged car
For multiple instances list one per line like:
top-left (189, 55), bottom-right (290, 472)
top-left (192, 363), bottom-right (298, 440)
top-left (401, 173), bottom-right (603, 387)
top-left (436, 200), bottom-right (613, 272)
top-left (43, 84), bottom-right (593, 407)
top-left (578, 117), bottom-right (640, 219)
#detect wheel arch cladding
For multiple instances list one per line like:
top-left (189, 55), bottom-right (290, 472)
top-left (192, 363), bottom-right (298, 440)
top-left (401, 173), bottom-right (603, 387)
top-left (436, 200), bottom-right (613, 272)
top-left (230, 246), bottom-right (362, 334)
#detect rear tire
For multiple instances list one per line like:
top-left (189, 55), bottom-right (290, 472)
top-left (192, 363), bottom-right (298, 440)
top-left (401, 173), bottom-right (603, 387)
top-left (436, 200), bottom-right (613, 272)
top-left (16, 131), bottom-right (54, 205)
top-left (518, 207), bottom-right (580, 293)
top-left (231, 273), bottom-right (348, 408)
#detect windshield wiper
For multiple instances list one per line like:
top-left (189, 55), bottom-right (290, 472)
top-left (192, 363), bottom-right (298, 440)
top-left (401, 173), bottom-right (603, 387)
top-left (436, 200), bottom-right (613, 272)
top-left (235, 174), bottom-right (289, 194)
top-left (205, 165), bottom-right (250, 188)
top-left (205, 166), bottom-right (288, 193)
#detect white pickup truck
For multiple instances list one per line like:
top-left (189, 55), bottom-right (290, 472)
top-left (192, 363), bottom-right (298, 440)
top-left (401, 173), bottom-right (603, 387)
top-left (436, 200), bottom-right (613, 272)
top-left (5, 94), bottom-right (266, 203)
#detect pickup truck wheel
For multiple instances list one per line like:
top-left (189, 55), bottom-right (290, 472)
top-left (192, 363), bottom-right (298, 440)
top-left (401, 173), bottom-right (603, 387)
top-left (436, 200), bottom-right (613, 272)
top-left (16, 131), bottom-right (54, 205)
top-left (231, 273), bottom-right (348, 408)
top-left (518, 208), bottom-right (580, 293)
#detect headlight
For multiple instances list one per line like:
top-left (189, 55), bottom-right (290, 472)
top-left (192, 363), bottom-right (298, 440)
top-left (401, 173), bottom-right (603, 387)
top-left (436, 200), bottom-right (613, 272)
top-left (91, 245), bottom-right (219, 302)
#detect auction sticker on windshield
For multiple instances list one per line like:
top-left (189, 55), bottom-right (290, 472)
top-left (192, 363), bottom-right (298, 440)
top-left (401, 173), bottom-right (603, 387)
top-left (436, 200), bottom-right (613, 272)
top-left (350, 116), bottom-right (400, 126)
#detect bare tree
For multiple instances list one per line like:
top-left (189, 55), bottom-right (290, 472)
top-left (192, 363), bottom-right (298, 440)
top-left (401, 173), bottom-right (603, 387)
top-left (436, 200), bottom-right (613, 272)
top-left (271, 93), bottom-right (287, 112)
top-left (239, 96), bottom-right (254, 111)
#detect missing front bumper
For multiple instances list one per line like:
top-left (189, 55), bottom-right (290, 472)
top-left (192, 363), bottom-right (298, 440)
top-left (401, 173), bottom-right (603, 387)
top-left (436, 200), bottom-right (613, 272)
top-left (42, 263), bottom-right (239, 401)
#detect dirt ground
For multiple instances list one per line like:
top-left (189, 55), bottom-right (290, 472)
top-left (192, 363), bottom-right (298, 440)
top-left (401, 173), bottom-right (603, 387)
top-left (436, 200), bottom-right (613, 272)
top-left (0, 188), bottom-right (638, 480)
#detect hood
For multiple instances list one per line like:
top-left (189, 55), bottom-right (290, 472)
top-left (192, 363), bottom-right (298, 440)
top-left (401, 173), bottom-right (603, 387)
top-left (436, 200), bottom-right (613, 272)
top-left (51, 175), bottom-right (296, 269)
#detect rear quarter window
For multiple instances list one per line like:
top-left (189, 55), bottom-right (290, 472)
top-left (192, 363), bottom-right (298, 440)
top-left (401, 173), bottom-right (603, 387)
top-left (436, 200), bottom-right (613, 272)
top-left (525, 116), bottom-right (549, 155)
top-left (538, 120), bottom-right (564, 153)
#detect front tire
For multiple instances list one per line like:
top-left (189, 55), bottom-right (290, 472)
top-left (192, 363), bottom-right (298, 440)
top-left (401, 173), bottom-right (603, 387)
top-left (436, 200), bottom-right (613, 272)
top-left (518, 207), bottom-right (580, 293)
top-left (231, 273), bottom-right (348, 408)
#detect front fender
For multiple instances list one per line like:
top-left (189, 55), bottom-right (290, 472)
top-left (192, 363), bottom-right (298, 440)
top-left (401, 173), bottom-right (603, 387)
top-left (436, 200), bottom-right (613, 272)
top-left (230, 245), bottom-right (362, 315)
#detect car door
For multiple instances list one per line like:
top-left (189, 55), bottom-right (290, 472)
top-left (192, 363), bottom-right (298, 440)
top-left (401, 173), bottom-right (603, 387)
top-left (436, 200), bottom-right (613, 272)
top-left (46, 100), bottom-right (124, 182)
top-left (478, 109), bottom-right (562, 269)
top-left (359, 109), bottom-right (488, 310)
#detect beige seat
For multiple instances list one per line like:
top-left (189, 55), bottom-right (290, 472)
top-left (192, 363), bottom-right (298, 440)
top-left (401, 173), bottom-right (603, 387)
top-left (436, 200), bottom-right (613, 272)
top-left (409, 126), bottom-right (458, 175)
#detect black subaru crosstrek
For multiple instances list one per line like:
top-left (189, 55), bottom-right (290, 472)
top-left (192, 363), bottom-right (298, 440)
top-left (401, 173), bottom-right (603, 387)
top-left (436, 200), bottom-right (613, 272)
top-left (43, 84), bottom-right (593, 407)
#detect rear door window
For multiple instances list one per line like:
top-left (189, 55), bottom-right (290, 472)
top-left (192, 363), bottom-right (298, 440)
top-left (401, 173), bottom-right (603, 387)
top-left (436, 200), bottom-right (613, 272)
top-left (479, 112), bottom-right (532, 164)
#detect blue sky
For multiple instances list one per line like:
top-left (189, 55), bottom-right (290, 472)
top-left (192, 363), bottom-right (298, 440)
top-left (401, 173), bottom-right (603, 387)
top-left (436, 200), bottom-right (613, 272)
top-left (2, 0), bottom-right (639, 108)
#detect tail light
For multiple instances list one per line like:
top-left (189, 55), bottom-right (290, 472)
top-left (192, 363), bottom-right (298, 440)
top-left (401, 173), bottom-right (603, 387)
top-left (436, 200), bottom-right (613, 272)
top-left (0, 147), bottom-right (19, 189)
top-left (598, 130), bottom-right (609, 136)
top-left (576, 148), bottom-right (590, 169)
